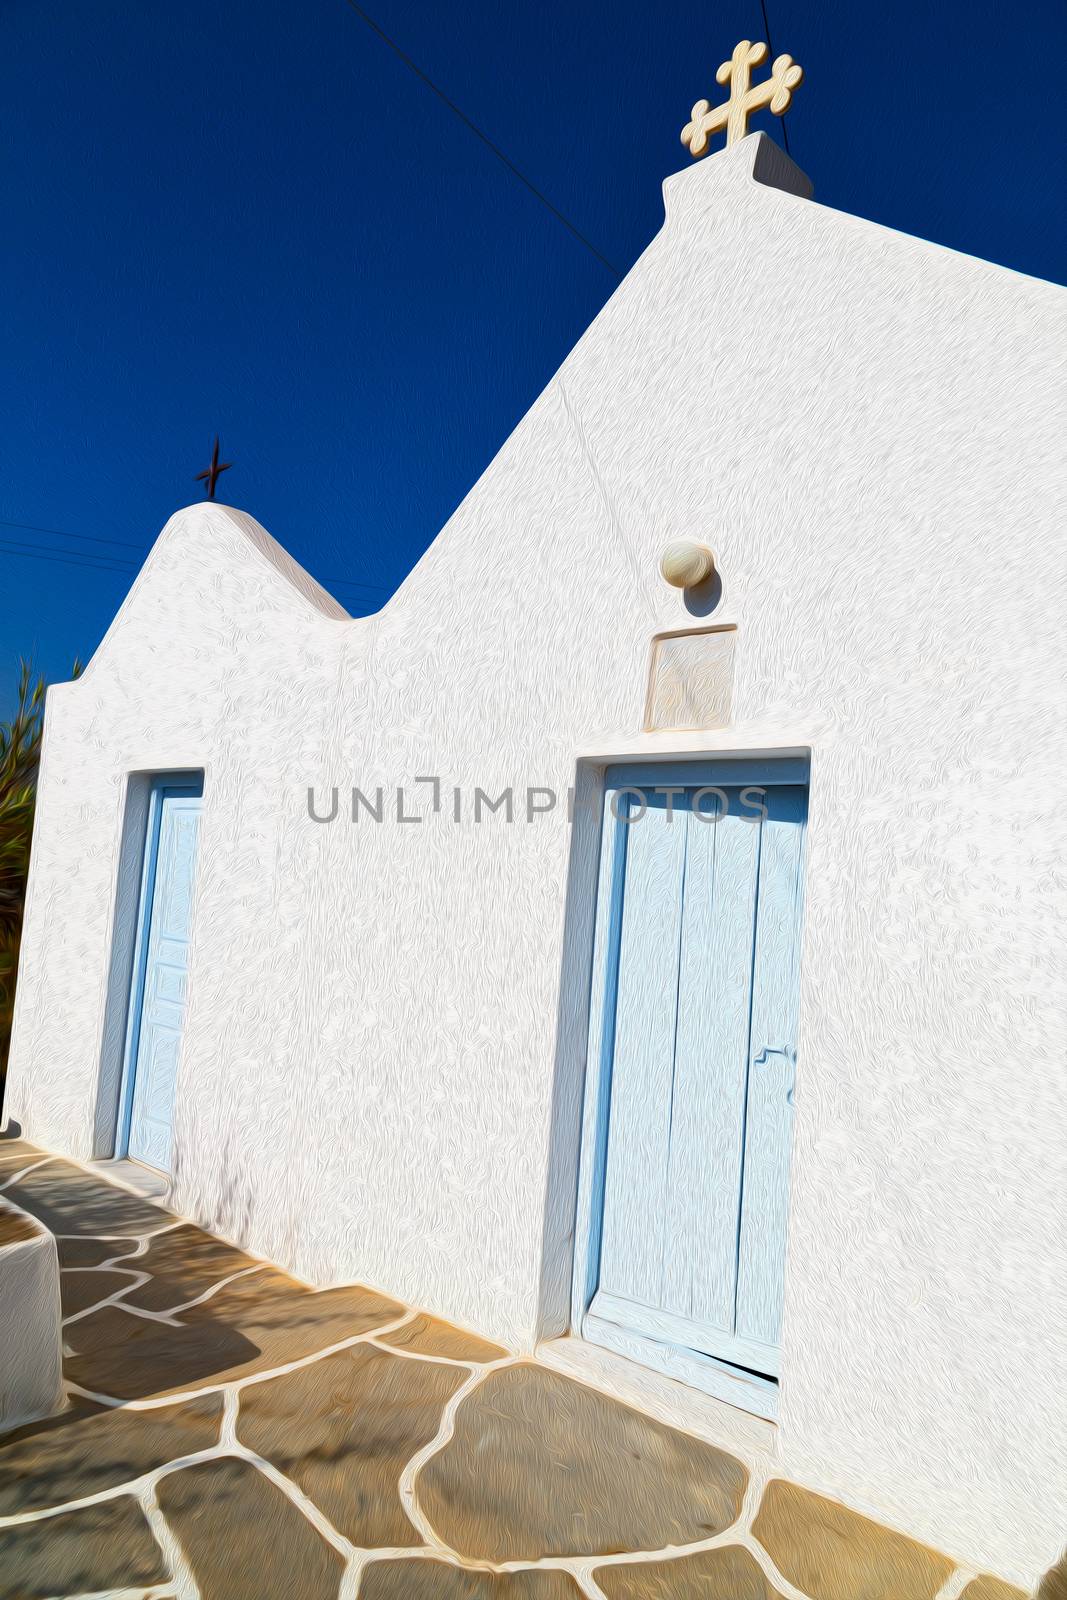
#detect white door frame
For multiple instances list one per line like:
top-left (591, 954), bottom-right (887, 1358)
top-left (568, 754), bottom-right (810, 1422)
top-left (108, 770), bottom-right (204, 1169)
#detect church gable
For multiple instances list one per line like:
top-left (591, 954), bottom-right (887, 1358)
top-left (78, 501), bottom-right (350, 693)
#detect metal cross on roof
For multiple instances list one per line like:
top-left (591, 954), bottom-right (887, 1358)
top-left (681, 40), bottom-right (803, 156)
top-left (195, 436), bottom-right (232, 500)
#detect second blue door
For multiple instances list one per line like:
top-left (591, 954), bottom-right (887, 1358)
top-left (581, 764), bottom-right (807, 1387)
top-left (123, 779), bottom-right (203, 1174)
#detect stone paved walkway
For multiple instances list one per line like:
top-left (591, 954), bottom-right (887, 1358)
top-left (0, 1137), bottom-right (1049, 1600)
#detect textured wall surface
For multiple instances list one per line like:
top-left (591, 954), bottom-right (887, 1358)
top-left (5, 135), bottom-right (1066, 1584)
top-left (0, 1200), bottom-right (63, 1429)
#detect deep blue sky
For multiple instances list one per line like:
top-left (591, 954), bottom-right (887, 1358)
top-left (2, 0), bottom-right (1064, 702)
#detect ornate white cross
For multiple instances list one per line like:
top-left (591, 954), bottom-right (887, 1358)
top-left (681, 39), bottom-right (803, 156)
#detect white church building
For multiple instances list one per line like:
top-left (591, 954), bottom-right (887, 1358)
top-left (5, 129), bottom-right (1065, 1586)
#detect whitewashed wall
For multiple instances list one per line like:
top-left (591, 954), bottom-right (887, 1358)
top-left (6, 135), bottom-right (1066, 1584)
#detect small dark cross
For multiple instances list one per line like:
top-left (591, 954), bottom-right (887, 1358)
top-left (195, 436), bottom-right (232, 500)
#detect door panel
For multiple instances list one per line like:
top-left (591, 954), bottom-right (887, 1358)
top-left (663, 794), bottom-right (759, 1335)
top-left (125, 784), bottom-right (203, 1173)
top-left (581, 767), bottom-right (807, 1387)
top-left (734, 786), bottom-right (807, 1353)
top-left (595, 794), bottom-right (687, 1309)
top-left (589, 1290), bottom-right (791, 1379)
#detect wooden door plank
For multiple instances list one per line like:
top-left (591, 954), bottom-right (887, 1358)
top-left (128, 790), bottom-right (202, 1172)
top-left (594, 794), bottom-right (687, 1311)
top-left (593, 1289), bottom-right (782, 1379)
top-left (734, 785), bottom-right (807, 1353)
top-left (662, 792), bottom-right (761, 1337)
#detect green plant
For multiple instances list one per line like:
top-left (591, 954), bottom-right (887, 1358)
top-left (0, 659), bottom-right (78, 1099)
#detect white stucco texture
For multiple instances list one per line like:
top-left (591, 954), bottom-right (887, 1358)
top-left (5, 134), bottom-right (1066, 1584)
top-left (0, 1201), bottom-right (64, 1430)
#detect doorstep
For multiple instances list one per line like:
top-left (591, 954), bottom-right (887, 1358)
top-left (91, 1157), bottom-right (171, 1200)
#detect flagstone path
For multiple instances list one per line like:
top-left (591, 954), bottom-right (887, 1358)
top-left (0, 1136), bottom-right (1049, 1600)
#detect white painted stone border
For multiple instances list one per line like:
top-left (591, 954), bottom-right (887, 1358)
top-left (0, 1192), bottom-right (64, 1433)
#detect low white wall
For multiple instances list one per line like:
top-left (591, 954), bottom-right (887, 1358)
top-left (6, 136), bottom-right (1066, 1583)
top-left (0, 1200), bottom-right (64, 1431)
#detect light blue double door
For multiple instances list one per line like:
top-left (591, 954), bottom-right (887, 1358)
top-left (579, 762), bottom-right (808, 1394)
top-left (119, 778), bottom-right (204, 1174)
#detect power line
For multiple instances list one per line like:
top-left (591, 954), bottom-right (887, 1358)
top-left (758, 0), bottom-right (792, 156)
top-left (0, 517), bottom-right (388, 590)
top-left (0, 535), bottom-right (136, 571)
top-left (339, 0), bottom-right (622, 280)
top-left (0, 532), bottom-right (391, 596)
top-left (0, 516), bottom-right (143, 551)
top-left (0, 539), bottom-right (138, 577)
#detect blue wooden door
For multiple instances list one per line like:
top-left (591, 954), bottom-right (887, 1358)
top-left (583, 766), bottom-right (807, 1384)
top-left (123, 781), bottom-right (203, 1173)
